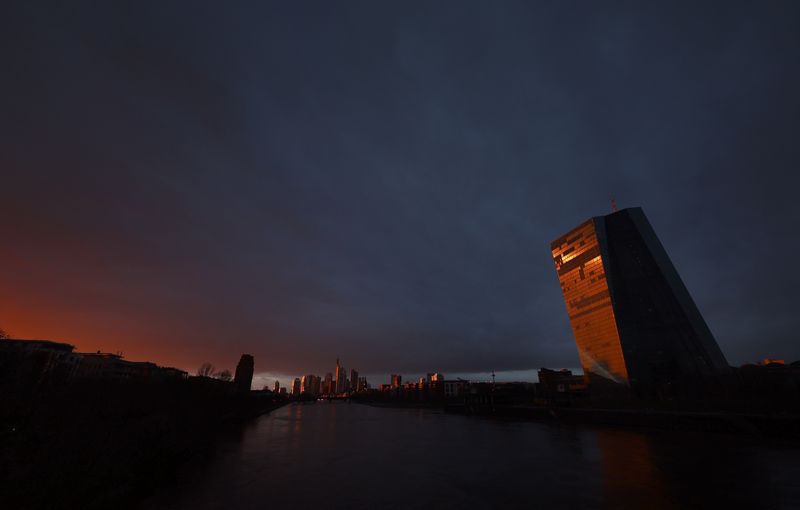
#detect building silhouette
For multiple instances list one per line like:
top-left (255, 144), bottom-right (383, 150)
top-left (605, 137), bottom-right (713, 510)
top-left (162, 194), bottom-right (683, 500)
top-left (349, 368), bottom-right (359, 392)
top-left (0, 339), bottom-right (188, 384)
top-left (335, 359), bottom-right (347, 394)
top-left (391, 374), bottom-right (402, 388)
top-left (291, 377), bottom-right (301, 396)
top-left (551, 207), bottom-right (729, 398)
top-left (234, 354), bottom-right (254, 392)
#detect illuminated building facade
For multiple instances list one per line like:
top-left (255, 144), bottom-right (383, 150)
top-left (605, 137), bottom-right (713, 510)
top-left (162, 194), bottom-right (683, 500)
top-left (551, 207), bottom-right (729, 398)
top-left (301, 374), bottom-right (313, 395)
top-left (300, 374), bottom-right (321, 396)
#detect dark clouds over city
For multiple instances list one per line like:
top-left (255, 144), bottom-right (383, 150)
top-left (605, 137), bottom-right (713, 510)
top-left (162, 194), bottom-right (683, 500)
top-left (2, 1), bottom-right (799, 378)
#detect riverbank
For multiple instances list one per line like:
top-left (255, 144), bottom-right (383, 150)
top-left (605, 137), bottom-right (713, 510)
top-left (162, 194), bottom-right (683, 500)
top-left (0, 379), bottom-right (287, 510)
top-left (451, 404), bottom-right (800, 439)
top-left (358, 399), bottom-right (443, 410)
top-left (354, 399), bottom-right (800, 439)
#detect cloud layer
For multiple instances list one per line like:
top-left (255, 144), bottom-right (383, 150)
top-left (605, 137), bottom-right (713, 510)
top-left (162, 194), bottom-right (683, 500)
top-left (2, 1), bottom-right (799, 375)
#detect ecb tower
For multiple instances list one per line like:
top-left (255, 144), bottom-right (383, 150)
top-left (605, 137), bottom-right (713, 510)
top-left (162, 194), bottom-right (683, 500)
top-left (551, 207), bottom-right (729, 398)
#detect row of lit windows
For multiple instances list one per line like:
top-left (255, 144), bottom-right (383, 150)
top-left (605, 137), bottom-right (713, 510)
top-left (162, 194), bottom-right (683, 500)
top-left (563, 286), bottom-right (607, 300)
top-left (565, 289), bottom-right (611, 308)
top-left (558, 257), bottom-right (604, 278)
top-left (563, 276), bottom-right (608, 293)
top-left (552, 227), bottom-right (598, 265)
top-left (553, 241), bottom-right (598, 266)
top-left (575, 326), bottom-right (616, 342)
top-left (556, 248), bottom-right (589, 260)
top-left (575, 327), bottom-right (618, 341)
top-left (561, 272), bottom-right (606, 290)
top-left (552, 227), bottom-right (593, 254)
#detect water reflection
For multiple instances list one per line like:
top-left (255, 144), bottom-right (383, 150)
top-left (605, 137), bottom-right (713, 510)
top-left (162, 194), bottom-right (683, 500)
top-left (595, 430), bottom-right (668, 509)
top-left (142, 402), bottom-right (800, 509)
top-left (593, 427), bottom-right (798, 509)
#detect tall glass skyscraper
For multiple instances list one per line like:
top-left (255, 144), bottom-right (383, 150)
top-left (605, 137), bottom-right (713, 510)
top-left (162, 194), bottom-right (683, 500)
top-left (551, 207), bottom-right (729, 398)
top-left (335, 358), bottom-right (347, 394)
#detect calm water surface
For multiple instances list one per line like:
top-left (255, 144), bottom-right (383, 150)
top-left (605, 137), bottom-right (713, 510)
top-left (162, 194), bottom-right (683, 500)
top-left (143, 402), bottom-right (800, 509)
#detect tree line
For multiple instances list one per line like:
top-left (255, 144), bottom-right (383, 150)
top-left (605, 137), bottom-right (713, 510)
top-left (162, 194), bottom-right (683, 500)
top-left (196, 362), bottom-right (232, 382)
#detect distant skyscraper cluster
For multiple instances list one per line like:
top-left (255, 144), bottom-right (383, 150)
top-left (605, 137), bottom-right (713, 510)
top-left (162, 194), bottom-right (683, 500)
top-left (290, 357), bottom-right (367, 397)
top-left (374, 372), bottom-right (473, 401)
top-left (301, 374), bottom-right (321, 395)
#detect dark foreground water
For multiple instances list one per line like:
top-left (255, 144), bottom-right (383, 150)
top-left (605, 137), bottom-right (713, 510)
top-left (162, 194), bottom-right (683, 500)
top-left (143, 402), bottom-right (800, 509)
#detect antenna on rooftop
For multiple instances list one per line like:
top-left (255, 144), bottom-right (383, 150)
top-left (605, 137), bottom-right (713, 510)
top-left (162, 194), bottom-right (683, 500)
top-left (610, 197), bottom-right (618, 213)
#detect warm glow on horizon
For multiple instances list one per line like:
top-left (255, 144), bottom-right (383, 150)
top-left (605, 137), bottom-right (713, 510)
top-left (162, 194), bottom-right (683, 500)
top-left (0, 292), bottom-right (221, 373)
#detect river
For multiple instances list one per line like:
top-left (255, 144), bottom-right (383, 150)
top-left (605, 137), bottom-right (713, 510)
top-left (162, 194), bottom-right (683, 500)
top-left (142, 401), bottom-right (800, 509)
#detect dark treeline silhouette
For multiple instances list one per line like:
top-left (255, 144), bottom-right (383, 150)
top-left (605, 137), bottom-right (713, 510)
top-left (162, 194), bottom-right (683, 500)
top-left (0, 338), bottom-right (286, 510)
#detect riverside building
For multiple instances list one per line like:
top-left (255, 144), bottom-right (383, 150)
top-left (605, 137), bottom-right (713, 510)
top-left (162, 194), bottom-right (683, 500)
top-left (551, 207), bottom-right (729, 399)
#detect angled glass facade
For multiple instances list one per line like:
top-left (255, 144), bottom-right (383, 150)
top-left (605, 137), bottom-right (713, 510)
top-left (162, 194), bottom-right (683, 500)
top-left (551, 208), bottom-right (729, 398)
top-left (552, 219), bottom-right (629, 387)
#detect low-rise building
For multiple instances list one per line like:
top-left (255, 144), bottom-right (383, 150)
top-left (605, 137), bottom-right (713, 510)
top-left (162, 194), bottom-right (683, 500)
top-left (444, 378), bottom-right (468, 399)
top-left (75, 353), bottom-right (157, 380)
top-left (2, 338), bottom-right (187, 386)
top-left (537, 368), bottom-right (587, 398)
top-left (0, 338), bottom-right (78, 384)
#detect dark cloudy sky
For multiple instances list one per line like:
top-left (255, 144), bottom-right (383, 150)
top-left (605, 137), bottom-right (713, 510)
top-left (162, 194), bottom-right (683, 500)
top-left (2, 1), bottom-right (799, 379)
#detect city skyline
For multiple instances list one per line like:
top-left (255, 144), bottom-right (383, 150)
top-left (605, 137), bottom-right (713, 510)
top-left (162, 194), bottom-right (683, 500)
top-left (3, 3), bottom-right (800, 509)
top-left (3, 2), bottom-right (800, 378)
top-left (1, 196), bottom-right (790, 390)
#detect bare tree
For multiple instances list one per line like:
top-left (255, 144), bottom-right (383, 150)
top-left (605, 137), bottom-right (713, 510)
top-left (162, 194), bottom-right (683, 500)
top-left (197, 362), bottom-right (215, 377)
top-left (0, 327), bottom-right (9, 340)
top-left (215, 369), bottom-right (232, 382)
